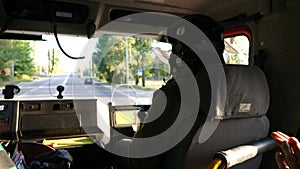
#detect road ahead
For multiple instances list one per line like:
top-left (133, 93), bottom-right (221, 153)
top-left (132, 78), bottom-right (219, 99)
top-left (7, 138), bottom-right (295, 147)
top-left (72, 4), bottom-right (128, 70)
top-left (1, 73), bottom-right (155, 105)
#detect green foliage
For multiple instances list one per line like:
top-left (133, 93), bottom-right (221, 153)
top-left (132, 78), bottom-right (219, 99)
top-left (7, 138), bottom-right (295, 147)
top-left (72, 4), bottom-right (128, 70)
top-left (92, 35), bottom-right (171, 85)
top-left (149, 57), bottom-right (170, 79)
top-left (48, 49), bottom-right (61, 74)
top-left (0, 40), bottom-right (13, 71)
top-left (131, 37), bottom-right (154, 79)
top-left (19, 74), bottom-right (32, 81)
top-left (92, 35), bottom-right (152, 83)
top-left (229, 54), bottom-right (241, 64)
top-left (0, 39), bottom-right (36, 82)
top-left (83, 68), bottom-right (92, 76)
top-left (93, 35), bottom-right (127, 83)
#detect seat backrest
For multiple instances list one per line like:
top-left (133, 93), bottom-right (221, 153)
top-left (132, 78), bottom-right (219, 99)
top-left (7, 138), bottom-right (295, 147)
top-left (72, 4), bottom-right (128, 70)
top-left (182, 65), bottom-right (270, 169)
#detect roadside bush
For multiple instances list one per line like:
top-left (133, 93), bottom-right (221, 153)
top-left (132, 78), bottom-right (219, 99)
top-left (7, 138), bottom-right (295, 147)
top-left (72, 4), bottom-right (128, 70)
top-left (19, 74), bottom-right (32, 81)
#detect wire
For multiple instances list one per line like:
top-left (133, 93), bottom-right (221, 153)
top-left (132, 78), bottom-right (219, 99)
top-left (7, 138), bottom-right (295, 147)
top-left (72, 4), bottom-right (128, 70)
top-left (52, 23), bottom-right (85, 60)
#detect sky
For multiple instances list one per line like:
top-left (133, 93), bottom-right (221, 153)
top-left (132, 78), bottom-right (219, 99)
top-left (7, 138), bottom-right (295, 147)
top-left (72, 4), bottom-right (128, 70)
top-left (33, 34), bottom-right (89, 73)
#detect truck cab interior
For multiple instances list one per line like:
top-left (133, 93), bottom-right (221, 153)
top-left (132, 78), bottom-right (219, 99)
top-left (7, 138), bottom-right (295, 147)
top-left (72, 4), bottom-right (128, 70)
top-left (0, 0), bottom-right (299, 169)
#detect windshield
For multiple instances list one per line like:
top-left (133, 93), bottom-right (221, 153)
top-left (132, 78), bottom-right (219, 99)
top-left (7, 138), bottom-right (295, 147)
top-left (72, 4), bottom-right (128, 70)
top-left (0, 34), bottom-right (172, 105)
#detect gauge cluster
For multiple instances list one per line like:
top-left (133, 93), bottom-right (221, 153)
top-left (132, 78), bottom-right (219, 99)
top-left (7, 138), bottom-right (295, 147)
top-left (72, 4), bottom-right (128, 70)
top-left (0, 101), bottom-right (18, 140)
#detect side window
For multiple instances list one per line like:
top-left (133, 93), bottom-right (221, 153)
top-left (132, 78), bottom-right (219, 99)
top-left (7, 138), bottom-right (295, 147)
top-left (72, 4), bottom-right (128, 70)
top-left (223, 28), bottom-right (251, 65)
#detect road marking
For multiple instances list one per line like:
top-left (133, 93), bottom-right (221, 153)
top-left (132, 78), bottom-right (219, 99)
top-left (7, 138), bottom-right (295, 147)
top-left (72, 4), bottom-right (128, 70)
top-left (18, 80), bottom-right (50, 98)
top-left (18, 74), bottom-right (71, 98)
top-left (62, 74), bottom-right (70, 86)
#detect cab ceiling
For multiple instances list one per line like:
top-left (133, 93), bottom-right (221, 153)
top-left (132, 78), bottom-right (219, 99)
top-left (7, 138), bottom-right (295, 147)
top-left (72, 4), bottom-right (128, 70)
top-left (98, 0), bottom-right (262, 20)
top-left (0, 0), bottom-right (263, 36)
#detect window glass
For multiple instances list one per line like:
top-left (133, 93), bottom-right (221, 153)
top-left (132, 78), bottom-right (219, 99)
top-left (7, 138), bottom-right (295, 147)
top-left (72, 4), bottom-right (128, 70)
top-left (223, 35), bottom-right (250, 65)
top-left (1, 33), bottom-right (251, 104)
top-left (0, 35), bottom-right (172, 106)
top-left (75, 35), bottom-right (172, 105)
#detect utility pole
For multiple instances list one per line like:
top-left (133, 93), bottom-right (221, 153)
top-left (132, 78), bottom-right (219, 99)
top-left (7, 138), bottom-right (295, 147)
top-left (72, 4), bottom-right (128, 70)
top-left (11, 61), bottom-right (14, 83)
top-left (11, 42), bottom-right (15, 83)
top-left (142, 53), bottom-right (145, 87)
top-left (52, 48), bottom-right (55, 69)
top-left (89, 61), bottom-right (92, 77)
top-left (154, 56), bottom-right (158, 79)
top-left (125, 37), bottom-right (129, 84)
top-left (48, 50), bottom-right (51, 74)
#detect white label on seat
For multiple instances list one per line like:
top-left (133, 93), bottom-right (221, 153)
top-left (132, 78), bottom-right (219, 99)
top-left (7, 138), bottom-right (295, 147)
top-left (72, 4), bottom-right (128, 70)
top-left (239, 103), bottom-right (251, 112)
top-left (0, 105), bottom-right (4, 111)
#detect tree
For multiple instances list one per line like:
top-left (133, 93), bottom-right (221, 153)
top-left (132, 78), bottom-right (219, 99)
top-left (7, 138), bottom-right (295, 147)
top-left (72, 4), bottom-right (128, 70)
top-left (48, 48), bottom-right (61, 74)
top-left (12, 40), bottom-right (35, 77)
top-left (0, 40), bottom-right (36, 82)
top-left (229, 54), bottom-right (241, 64)
top-left (92, 35), bottom-right (135, 83)
top-left (92, 35), bottom-right (154, 85)
top-left (0, 40), bottom-right (13, 82)
top-left (149, 56), bottom-right (170, 79)
top-left (132, 38), bottom-right (153, 85)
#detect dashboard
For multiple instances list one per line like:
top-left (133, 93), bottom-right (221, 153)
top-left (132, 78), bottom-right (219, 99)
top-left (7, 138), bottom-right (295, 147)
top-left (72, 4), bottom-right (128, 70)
top-left (0, 101), bottom-right (18, 140)
top-left (0, 99), bottom-right (148, 141)
top-left (0, 99), bottom-right (99, 141)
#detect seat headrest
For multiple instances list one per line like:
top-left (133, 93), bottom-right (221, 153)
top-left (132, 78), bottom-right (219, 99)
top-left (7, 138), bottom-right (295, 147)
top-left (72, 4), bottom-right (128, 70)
top-left (196, 65), bottom-right (270, 120)
top-left (219, 65), bottom-right (270, 119)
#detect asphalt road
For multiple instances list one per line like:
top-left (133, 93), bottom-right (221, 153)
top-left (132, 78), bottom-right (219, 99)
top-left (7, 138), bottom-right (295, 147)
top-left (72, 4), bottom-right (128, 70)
top-left (1, 74), bottom-right (155, 105)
